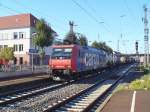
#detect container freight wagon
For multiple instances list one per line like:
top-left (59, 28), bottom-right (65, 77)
top-left (49, 45), bottom-right (109, 80)
top-left (113, 51), bottom-right (121, 65)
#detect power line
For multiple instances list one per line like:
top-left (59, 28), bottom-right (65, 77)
top-left (83, 0), bottom-right (100, 18)
top-left (123, 0), bottom-right (142, 37)
top-left (123, 0), bottom-right (137, 22)
top-left (82, 0), bottom-right (113, 32)
top-left (0, 3), bottom-right (20, 14)
top-left (72, 0), bottom-right (99, 24)
top-left (71, 0), bottom-right (111, 33)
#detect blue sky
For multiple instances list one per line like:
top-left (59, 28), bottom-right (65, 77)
top-left (0, 0), bottom-right (150, 54)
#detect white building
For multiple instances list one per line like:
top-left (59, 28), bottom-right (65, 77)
top-left (0, 13), bottom-right (55, 65)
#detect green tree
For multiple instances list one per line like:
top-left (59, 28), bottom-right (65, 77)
top-left (0, 47), bottom-right (14, 61)
top-left (91, 41), bottom-right (113, 53)
top-left (78, 34), bottom-right (88, 46)
top-left (63, 32), bottom-right (79, 45)
top-left (63, 21), bottom-right (79, 45)
top-left (33, 19), bottom-right (54, 65)
top-left (91, 41), bottom-right (103, 49)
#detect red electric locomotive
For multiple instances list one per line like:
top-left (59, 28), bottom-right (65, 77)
top-left (49, 44), bottom-right (112, 80)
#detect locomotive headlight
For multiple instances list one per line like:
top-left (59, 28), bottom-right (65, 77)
top-left (66, 65), bottom-right (71, 69)
top-left (51, 65), bottom-right (54, 68)
top-left (67, 65), bottom-right (71, 68)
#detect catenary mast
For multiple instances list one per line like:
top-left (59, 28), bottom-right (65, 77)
top-left (143, 5), bottom-right (149, 66)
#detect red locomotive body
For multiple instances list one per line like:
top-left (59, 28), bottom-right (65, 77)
top-left (49, 45), bottom-right (79, 79)
top-left (48, 44), bottom-right (111, 80)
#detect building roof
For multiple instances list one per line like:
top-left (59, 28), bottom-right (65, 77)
top-left (0, 13), bottom-right (38, 29)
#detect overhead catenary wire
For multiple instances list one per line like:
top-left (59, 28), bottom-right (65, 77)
top-left (123, 0), bottom-right (137, 22)
top-left (123, 0), bottom-right (142, 34)
top-left (82, 0), bottom-right (113, 33)
top-left (0, 3), bottom-right (20, 14)
top-left (122, 0), bottom-right (143, 54)
top-left (71, 0), bottom-right (111, 33)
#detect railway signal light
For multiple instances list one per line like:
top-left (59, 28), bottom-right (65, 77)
top-left (135, 41), bottom-right (138, 54)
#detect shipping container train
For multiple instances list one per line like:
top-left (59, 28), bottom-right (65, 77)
top-left (48, 44), bottom-right (120, 80)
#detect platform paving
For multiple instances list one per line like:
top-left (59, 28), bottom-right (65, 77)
top-left (0, 74), bottom-right (50, 87)
top-left (101, 90), bottom-right (150, 112)
top-left (0, 70), bottom-right (47, 80)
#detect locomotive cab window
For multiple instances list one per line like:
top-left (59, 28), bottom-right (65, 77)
top-left (52, 48), bottom-right (72, 59)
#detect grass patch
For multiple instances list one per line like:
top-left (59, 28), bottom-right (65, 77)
top-left (137, 65), bottom-right (150, 74)
top-left (117, 74), bottom-right (150, 91)
top-left (116, 84), bottom-right (129, 91)
top-left (128, 75), bottom-right (150, 90)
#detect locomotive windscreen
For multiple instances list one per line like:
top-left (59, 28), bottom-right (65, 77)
top-left (51, 48), bottom-right (72, 59)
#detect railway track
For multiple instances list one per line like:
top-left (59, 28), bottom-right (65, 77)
top-left (0, 64), bottom-right (133, 112)
top-left (43, 65), bottom-right (133, 112)
top-left (0, 68), bottom-right (108, 106)
top-left (0, 81), bottom-right (70, 106)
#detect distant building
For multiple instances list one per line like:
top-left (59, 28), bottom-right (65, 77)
top-left (0, 13), bottom-right (56, 65)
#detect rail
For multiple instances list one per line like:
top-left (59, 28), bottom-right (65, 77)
top-left (43, 64), bottom-right (133, 112)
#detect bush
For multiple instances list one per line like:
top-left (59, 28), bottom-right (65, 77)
top-left (138, 65), bottom-right (150, 74)
top-left (140, 65), bottom-right (144, 71)
top-left (129, 75), bottom-right (150, 90)
top-left (144, 68), bottom-right (150, 74)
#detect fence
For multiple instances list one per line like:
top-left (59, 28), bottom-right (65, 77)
top-left (0, 64), bottom-right (49, 73)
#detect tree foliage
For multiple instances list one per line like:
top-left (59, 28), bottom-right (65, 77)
top-left (33, 19), bottom-right (54, 48)
top-left (78, 34), bottom-right (88, 46)
top-left (91, 41), bottom-right (113, 53)
top-left (33, 19), bottom-right (54, 64)
top-left (0, 47), bottom-right (14, 60)
top-left (63, 32), bottom-right (79, 45)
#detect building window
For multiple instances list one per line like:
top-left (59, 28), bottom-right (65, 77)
top-left (19, 57), bottom-right (23, 65)
top-left (19, 44), bottom-right (23, 51)
top-left (14, 32), bottom-right (18, 39)
top-left (5, 33), bottom-right (8, 40)
top-left (4, 45), bottom-right (7, 48)
top-left (0, 33), bottom-right (4, 40)
top-left (14, 57), bottom-right (17, 64)
top-left (19, 32), bottom-right (25, 39)
top-left (14, 44), bottom-right (18, 51)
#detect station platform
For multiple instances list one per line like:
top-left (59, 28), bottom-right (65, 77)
top-left (0, 69), bottom-right (48, 80)
top-left (0, 70), bottom-right (50, 87)
top-left (101, 90), bottom-right (150, 112)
